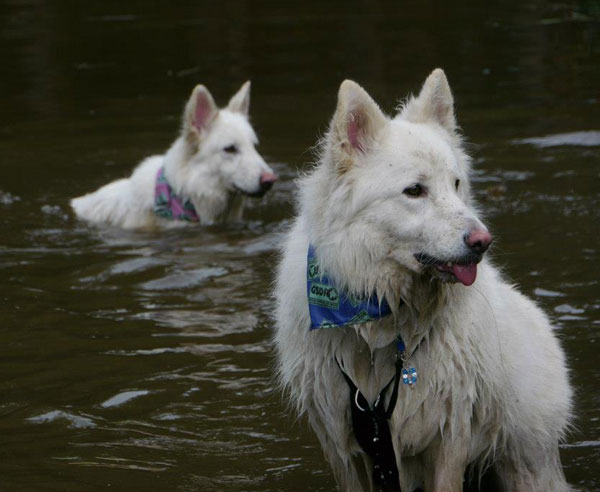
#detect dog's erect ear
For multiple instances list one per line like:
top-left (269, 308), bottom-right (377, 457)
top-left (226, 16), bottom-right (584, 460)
top-left (401, 68), bottom-right (456, 133)
top-left (227, 80), bottom-right (251, 116)
top-left (331, 80), bottom-right (387, 172)
top-left (184, 85), bottom-right (218, 137)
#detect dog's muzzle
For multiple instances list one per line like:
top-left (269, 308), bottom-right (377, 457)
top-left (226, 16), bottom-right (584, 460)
top-left (236, 171), bottom-right (278, 198)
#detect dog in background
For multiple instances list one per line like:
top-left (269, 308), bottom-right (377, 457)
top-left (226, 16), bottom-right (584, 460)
top-left (273, 69), bottom-right (572, 491)
top-left (71, 81), bottom-right (277, 229)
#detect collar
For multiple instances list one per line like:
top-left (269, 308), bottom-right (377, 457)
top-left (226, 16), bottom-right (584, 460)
top-left (154, 167), bottom-right (199, 222)
top-left (307, 245), bottom-right (392, 330)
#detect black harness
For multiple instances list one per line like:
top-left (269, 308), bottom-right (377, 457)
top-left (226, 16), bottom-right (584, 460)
top-left (338, 337), bottom-right (421, 492)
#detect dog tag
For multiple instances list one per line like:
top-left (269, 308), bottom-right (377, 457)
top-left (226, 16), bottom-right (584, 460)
top-left (402, 367), bottom-right (418, 386)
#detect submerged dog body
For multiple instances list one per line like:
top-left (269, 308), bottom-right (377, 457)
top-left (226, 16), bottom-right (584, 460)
top-left (274, 70), bottom-right (572, 491)
top-left (71, 82), bottom-right (277, 229)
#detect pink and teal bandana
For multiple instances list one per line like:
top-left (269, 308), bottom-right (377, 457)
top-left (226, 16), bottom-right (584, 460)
top-left (154, 167), bottom-right (199, 222)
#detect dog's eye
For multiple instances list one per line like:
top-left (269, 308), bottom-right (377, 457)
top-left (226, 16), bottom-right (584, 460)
top-left (223, 144), bottom-right (238, 154)
top-left (455, 179), bottom-right (460, 190)
top-left (403, 184), bottom-right (425, 197)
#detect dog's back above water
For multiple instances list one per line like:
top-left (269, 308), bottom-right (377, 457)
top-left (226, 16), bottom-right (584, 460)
top-left (71, 81), bottom-right (277, 229)
top-left (273, 69), bottom-right (573, 491)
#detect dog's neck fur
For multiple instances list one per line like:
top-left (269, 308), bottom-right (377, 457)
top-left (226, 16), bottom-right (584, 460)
top-left (161, 137), bottom-right (241, 224)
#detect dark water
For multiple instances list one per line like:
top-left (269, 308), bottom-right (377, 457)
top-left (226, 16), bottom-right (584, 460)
top-left (0, 1), bottom-right (598, 490)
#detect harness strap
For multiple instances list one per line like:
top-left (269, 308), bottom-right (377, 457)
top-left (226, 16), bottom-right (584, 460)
top-left (384, 339), bottom-right (406, 419)
top-left (337, 335), bottom-right (427, 492)
top-left (337, 357), bottom-right (403, 492)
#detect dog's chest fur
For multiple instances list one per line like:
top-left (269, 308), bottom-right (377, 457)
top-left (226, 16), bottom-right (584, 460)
top-left (349, 302), bottom-right (502, 461)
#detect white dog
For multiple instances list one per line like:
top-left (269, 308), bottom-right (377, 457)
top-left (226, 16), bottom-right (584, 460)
top-left (71, 81), bottom-right (277, 229)
top-left (273, 69), bottom-right (572, 492)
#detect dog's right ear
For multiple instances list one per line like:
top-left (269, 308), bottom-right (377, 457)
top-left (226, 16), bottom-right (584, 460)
top-left (227, 80), bottom-right (251, 116)
top-left (330, 80), bottom-right (387, 173)
top-left (184, 85), bottom-right (218, 139)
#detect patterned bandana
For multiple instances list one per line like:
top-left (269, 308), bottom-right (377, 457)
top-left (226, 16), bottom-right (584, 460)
top-left (153, 167), bottom-right (199, 222)
top-left (307, 245), bottom-right (392, 330)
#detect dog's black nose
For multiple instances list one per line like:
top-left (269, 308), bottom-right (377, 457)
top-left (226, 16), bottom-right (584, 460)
top-left (259, 172), bottom-right (277, 193)
top-left (464, 229), bottom-right (492, 254)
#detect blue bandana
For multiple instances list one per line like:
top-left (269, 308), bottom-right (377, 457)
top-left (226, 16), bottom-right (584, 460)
top-left (307, 245), bottom-right (392, 330)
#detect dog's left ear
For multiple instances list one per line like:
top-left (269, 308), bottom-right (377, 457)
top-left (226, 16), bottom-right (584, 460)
top-left (400, 68), bottom-right (457, 133)
top-left (330, 80), bottom-right (387, 173)
top-left (227, 81), bottom-right (251, 116)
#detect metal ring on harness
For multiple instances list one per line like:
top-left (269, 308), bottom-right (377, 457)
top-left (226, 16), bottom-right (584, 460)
top-left (354, 389), bottom-right (381, 412)
top-left (354, 389), bottom-right (367, 412)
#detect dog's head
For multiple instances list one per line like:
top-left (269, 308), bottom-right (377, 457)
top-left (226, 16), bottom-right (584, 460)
top-left (178, 81), bottom-right (277, 198)
top-left (306, 69), bottom-right (491, 288)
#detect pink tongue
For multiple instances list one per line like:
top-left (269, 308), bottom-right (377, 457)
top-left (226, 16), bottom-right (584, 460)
top-left (452, 263), bottom-right (477, 286)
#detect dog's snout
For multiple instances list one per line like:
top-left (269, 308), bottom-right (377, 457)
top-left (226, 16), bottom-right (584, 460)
top-left (259, 172), bottom-right (277, 192)
top-left (464, 229), bottom-right (492, 254)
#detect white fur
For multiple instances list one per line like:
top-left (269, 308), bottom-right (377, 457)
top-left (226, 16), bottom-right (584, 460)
top-left (71, 81), bottom-right (275, 229)
top-left (273, 69), bottom-right (573, 491)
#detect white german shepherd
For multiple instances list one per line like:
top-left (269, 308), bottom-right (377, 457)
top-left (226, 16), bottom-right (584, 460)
top-left (71, 81), bottom-right (277, 229)
top-left (273, 69), bottom-right (572, 491)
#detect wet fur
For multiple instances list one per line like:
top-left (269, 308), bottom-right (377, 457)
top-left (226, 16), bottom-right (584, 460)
top-left (273, 70), bottom-right (573, 491)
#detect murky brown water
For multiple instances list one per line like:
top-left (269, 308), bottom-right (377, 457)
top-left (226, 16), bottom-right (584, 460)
top-left (0, 1), bottom-right (598, 491)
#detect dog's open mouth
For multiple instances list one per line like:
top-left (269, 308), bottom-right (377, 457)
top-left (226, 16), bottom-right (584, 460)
top-left (415, 252), bottom-right (483, 286)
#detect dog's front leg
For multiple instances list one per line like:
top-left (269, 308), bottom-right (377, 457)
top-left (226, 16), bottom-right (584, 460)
top-left (422, 438), bottom-right (468, 492)
top-left (306, 407), bottom-right (372, 492)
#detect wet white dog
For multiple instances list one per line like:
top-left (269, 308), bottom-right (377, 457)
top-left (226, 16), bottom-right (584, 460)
top-left (273, 69), bottom-right (572, 491)
top-left (71, 81), bottom-right (277, 229)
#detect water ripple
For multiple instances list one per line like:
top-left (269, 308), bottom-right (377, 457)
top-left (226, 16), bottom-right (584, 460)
top-left (514, 131), bottom-right (600, 147)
